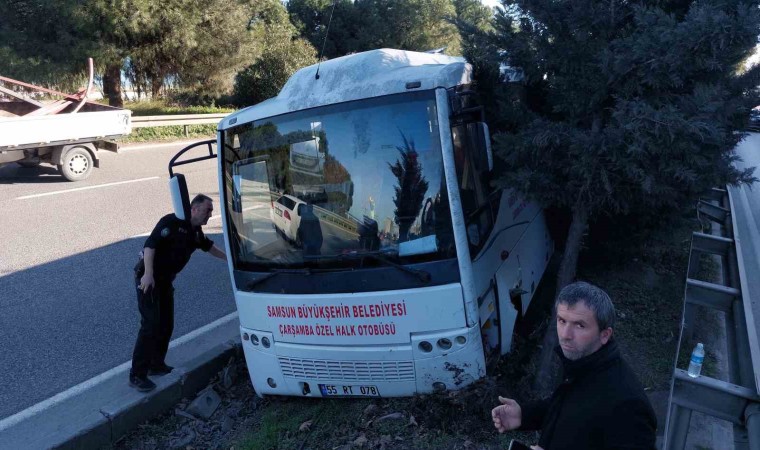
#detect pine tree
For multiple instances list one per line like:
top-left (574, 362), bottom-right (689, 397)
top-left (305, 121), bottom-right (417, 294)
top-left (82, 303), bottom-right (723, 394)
top-left (389, 135), bottom-right (430, 242)
top-left (287, 0), bottom-right (462, 57)
top-left (485, 0), bottom-right (760, 291)
top-left (233, 0), bottom-right (317, 107)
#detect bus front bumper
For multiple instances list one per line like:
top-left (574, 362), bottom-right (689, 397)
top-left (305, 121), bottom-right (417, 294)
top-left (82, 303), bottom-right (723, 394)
top-left (239, 324), bottom-right (485, 398)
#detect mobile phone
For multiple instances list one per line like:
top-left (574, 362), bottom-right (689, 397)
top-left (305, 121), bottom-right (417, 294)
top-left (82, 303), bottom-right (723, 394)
top-left (508, 440), bottom-right (532, 450)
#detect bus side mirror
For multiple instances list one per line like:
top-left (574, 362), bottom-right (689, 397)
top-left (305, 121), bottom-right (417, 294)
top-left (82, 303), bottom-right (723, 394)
top-left (169, 174), bottom-right (191, 220)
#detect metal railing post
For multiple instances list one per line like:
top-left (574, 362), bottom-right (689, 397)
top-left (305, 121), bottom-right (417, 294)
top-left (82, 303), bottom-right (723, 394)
top-left (746, 404), bottom-right (760, 450)
top-left (666, 404), bottom-right (692, 450)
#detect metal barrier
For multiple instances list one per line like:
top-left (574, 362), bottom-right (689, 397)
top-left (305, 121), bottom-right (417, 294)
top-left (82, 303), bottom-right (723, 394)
top-left (312, 206), bottom-right (359, 235)
top-left (131, 113), bottom-right (229, 136)
top-left (664, 186), bottom-right (760, 449)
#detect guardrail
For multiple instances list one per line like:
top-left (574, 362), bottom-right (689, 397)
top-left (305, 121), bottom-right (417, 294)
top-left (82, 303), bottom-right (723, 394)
top-left (131, 113), bottom-right (229, 137)
top-left (312, 206), bottom-right (359, 235)
top-left (663, 186), bottom-right (760, 449)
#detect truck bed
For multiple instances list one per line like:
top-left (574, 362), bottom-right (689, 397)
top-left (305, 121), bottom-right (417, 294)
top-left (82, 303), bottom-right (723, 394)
top-left (0, 101), bottom-right (131, 150)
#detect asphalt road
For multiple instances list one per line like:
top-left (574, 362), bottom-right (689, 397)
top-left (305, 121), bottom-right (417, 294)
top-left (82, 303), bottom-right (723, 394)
top-left (0, 141), bottom-right (235, 420)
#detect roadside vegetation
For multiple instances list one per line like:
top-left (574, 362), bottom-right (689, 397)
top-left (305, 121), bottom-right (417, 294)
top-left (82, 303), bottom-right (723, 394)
top-left (112, 209), bottom-right (704, 450)
top-left (126, 101), bottom-right (234, 117)
top-left (120, 125), bottom-right (220, 144)
top-left (117, 101), bottom-right (235, 144)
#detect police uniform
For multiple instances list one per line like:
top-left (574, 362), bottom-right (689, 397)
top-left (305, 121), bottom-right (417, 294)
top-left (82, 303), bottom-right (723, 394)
top-left (130, 213), bottom-right (214, 378)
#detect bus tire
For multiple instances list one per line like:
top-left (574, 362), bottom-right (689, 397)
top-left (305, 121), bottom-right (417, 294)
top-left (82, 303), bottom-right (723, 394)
top-left (60, 147), bottom-right (93, 181)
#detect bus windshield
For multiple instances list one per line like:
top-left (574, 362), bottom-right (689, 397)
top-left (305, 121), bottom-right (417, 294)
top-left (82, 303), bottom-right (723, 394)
top-left (222, 91), bottom-right (456, 272)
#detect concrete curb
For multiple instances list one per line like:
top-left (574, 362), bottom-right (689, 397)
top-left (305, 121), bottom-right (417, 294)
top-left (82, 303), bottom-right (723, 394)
top-left (0, 324), bottom-right (241, 450)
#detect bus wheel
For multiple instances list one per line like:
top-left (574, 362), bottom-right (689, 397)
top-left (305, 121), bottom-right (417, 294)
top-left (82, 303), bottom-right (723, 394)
top-left (60, 147), bottom-right (93, 181)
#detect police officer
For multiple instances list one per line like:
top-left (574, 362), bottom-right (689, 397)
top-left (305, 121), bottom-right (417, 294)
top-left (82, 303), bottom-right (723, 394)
top-left (129, 194), bottom-right (226, 392)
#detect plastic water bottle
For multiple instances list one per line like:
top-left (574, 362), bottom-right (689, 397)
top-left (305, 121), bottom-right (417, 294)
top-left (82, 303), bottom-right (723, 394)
top-left (688, 343), bottom-right (705, 378)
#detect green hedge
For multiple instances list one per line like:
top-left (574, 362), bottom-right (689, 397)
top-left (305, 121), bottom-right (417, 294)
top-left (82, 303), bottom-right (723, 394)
top-left (125, 100), bottom-right (234, 116)
top-left (120, 124), bottom-right (218, 143)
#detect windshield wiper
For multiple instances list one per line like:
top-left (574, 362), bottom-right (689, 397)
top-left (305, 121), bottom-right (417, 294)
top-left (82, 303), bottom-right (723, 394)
top-left (246, 268), bottom-right (313, 290)
top-left (362, 252), bottom-right (432, 284)
top-left (305, 251), bottom-right (431, 283)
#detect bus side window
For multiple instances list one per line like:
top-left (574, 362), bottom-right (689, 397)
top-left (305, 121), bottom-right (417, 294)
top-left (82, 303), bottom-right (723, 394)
top-left (452, 125), bottom-right (498, 257)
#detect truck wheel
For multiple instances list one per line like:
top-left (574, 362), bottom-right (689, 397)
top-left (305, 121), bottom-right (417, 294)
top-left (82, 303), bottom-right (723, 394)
top-left (60, 147), bottom-right (93, 181)
top-left (17, 161), bottom-right (41, 168)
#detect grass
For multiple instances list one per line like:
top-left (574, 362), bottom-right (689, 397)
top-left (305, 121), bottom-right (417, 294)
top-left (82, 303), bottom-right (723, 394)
top-left (675, 253), bottom-right (722, 379)
top-left (234, 395), bottom-right (536, 450)
top-left (114, 100), bottom-right (235, 144)
top-left (227, 211), bottom-right (701, 449)
top-left (120, 124), bottom-right (219, 143)
top-left (125, 100), bottom-right (234, 116)
top-left (575, 210), bottom-right (704, 390)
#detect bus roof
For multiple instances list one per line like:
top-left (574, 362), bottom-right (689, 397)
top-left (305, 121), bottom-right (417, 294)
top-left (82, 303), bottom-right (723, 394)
top-left (220, 48), bottom-right (471, 130)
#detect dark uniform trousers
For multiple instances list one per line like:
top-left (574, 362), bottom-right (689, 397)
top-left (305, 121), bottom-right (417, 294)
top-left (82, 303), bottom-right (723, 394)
top-left (130, 273), bottom-right (174, 377)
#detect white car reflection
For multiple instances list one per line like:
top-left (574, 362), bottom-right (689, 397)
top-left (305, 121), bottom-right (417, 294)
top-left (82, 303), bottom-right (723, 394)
top-left (270, 194), bottom-right (306, 245)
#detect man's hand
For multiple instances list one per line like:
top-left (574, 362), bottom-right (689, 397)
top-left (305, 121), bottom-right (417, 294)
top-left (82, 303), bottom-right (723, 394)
top-left (492, 396), bottom-right (522, 433)
top-left (530, 446), bottom-right (544, 450)
top-left (139, 273), bottom-right (155, 294)
top-left (209, 244), bottom-right (227, 261)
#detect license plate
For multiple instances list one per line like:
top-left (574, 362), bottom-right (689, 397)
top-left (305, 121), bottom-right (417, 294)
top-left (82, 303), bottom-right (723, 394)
top-left (318, 384), bottom-right (380, 397)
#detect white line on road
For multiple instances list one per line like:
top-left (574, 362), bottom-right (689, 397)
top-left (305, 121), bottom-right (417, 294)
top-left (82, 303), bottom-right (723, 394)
top-left (130, 214), bottom-right (223, 239)
top-left (0, 311), bottom-right (239, 431)
top-left (129, 205), bottom-right (266, 239)
top-left (16, 177), bottom-right (160, 200)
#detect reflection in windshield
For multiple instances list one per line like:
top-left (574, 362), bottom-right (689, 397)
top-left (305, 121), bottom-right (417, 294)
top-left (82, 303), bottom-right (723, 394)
top-left (223, 91), bottom-right (455, 270)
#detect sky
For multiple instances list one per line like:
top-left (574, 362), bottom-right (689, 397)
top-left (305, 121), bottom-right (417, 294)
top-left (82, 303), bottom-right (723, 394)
top-left (481, 0), bottom-right (501, 9)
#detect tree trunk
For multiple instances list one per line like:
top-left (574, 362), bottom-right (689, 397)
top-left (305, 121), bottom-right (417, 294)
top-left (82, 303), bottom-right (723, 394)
top-left (556, 203), bottom-right (589, 291)
top-left (151, 78), bottom-right (163, 99)
top-left (102, 63), bottom-right (123, 108)
top-left (398, 222), bottom-right (411, 242)
top-left (533, 202), bottom-right (589, 396)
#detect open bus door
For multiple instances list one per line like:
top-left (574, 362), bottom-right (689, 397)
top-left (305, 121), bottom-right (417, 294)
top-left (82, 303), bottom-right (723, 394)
top-left (167, 139), bottom-right (218, 219)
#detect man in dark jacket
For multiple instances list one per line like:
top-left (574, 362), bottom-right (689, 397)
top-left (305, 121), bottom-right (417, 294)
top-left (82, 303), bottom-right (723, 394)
top-left (492, 281), bottom-right (657, 449)
top-left (129, 194), bottom-right (227, 392)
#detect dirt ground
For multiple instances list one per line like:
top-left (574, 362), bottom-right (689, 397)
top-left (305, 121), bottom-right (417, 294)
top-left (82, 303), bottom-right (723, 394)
top-left (109, 213), bottom-right (698, 450)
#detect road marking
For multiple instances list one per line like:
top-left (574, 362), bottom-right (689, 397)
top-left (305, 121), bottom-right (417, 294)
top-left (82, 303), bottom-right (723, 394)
top-left (0, 311), bottom-right (239, 431)
top-left (130, 214), bottom-right (223, 239)
top-left (16, 177), bottom-right (160, 200)
top-left (129, 206), bottom-right (267, 239)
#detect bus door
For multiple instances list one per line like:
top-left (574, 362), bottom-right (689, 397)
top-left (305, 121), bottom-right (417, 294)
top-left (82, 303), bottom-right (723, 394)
top-left (167, 139), bottom-right (218, 218)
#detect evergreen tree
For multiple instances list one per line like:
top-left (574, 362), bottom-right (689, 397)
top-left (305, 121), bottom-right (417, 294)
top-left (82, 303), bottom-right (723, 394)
top-left (115, 0), bottom-right (257, 99)
top-left (287, 0), bottom-right (357, 59)
top-left (287, 0), bottom-right (462, 58)
top-left (0, 0), bottom-right (106, 90)
top-left (389, 135), bottom-right (430, 242)
top-left (1, 0), bottom-right (259, 106)
top-left (485, 0), bottom-right (760, 292)
top-left (233, 0), bottom-right (317, 107)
